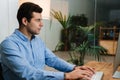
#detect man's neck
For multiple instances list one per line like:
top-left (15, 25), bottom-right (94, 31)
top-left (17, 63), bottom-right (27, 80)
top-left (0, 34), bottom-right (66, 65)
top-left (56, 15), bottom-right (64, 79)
top-left (18, 27), bottom-right (32, 40)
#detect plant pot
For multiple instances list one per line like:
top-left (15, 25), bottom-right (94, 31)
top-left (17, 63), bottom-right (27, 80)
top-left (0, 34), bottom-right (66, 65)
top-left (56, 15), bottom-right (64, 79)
top-left (61, 29), bottom-right (70, 51)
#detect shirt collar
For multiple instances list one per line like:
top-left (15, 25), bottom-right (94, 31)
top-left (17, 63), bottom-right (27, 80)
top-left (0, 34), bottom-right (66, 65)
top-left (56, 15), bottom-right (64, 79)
top-left (14, 29), bottom-right (35, 41)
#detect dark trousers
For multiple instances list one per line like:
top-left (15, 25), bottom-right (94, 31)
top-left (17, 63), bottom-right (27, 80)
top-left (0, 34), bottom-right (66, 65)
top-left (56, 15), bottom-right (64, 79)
top-left (0, 64), bottom-right (4, 80)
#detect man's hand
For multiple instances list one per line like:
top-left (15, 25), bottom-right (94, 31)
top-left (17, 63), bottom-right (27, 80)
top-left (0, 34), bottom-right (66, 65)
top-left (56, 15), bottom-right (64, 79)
top-left (74, 66), bottom-right (95, 74)
top-left (64, 66), bottom-right (95, 80)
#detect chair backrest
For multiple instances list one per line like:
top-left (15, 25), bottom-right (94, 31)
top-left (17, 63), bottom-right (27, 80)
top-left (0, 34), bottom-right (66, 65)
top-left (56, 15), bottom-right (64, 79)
top-left (0, 64), bottom-right (4, 80)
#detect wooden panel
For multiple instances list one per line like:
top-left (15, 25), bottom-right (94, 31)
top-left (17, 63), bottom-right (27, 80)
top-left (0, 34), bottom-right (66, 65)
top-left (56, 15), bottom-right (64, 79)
top-left (100, 40), bottom-right (117, 55)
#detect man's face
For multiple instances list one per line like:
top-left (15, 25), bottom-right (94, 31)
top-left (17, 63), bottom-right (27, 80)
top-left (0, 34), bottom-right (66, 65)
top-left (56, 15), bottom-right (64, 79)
top-left (26, 12), bottom-right (43, 35)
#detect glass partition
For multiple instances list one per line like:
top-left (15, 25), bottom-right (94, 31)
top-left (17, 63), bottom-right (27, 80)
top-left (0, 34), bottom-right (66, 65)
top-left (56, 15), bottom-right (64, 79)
top-left (95, 0), bottom-right (120, 55)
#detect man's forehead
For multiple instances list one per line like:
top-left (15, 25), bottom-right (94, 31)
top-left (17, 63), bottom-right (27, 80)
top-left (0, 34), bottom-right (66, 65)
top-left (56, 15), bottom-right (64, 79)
top-left (32, 12), bottom-right (41, 17)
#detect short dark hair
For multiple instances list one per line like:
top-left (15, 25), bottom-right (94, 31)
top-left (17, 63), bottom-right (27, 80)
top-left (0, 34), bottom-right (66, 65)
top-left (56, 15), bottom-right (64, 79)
top-left (17, 2), bottom-right (43, 25)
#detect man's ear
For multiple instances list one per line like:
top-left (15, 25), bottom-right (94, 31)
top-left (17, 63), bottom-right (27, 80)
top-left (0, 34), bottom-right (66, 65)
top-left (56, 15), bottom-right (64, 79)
top-left (22, 17), bottom-right (28, 26)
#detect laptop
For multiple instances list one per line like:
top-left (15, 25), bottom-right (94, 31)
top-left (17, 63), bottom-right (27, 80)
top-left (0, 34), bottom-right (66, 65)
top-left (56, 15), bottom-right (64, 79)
top-left (112, 32), bottom-right (120, 78)
top-left (92, 32), bottom-right (120, 80)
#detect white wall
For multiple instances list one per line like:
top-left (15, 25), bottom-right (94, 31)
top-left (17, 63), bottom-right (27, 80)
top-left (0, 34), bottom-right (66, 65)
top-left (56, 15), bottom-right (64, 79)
top-left (0, 0), bottom-right (9, 42)
top-left (40, 19), bottom-right (62, 50)
top-left (0, 0), bottom-right (18, 42)
top-left (44, 0), bottom-right (69, 50)
top-left (8, 0), bottom-right (19, 34)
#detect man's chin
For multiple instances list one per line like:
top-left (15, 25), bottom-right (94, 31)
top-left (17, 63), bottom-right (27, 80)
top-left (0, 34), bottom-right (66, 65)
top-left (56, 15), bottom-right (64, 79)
top-left (32, 32), bottom-right (40, 35)
top-left (35, 33), bottom-right (39, 35)
top-left (36, 32), bottom-right (40, 35)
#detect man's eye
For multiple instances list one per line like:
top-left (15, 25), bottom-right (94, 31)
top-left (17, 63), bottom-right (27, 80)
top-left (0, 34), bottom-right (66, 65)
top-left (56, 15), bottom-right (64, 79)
top-left (36, 19), bottom-right (42, 22)
top-left (37, 19), bottom-right (40, 21)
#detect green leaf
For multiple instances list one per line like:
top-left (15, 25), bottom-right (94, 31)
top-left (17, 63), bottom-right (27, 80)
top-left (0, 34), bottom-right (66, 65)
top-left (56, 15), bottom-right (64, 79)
top-left (50, 9), bottom-right (71, 29)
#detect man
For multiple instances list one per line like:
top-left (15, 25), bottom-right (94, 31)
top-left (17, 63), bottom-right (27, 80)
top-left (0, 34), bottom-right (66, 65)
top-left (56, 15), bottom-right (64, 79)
top-left (0, 2), bottom-right (95, 80)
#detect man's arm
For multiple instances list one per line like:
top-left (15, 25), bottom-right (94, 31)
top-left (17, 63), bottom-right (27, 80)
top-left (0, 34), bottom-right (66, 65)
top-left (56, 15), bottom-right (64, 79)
top-left (45, 48), bottom-right (75, 72)
top-left (1, 40), bottom-right (65, 80)
top-left (44, 48), bottom-right (95, 80)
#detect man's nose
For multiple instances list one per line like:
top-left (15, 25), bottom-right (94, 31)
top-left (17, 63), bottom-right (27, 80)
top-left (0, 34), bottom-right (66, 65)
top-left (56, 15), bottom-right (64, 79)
top-left (40, 21), bottom-right (43, 27)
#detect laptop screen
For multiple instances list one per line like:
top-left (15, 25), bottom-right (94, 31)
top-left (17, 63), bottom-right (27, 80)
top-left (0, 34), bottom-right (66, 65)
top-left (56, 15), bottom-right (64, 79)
top-left (113, 32), bottom-right (120, 74)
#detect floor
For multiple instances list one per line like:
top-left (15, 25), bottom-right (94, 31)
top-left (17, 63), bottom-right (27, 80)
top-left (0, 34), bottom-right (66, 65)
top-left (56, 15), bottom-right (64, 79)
top-left (45, 51), bottom-right (115, 71)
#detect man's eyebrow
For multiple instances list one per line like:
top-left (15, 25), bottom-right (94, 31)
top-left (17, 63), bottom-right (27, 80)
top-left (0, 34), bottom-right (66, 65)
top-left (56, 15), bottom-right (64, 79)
top-left (35, 18), bottom-right (42, 21)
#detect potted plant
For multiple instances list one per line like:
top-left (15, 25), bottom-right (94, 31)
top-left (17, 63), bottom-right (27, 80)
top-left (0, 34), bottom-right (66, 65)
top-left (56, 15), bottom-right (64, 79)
top-left (50, 10), bottom-right (71, 51)
top-left (69, 14), bottom-right (88, 27)
top-left (68, 24), bottom-right (108, 66)
top-left (68, 14), bottom-right (88, 48)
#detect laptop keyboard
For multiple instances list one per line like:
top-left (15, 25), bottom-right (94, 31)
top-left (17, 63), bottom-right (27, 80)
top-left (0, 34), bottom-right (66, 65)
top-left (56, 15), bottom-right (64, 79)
top-left (112, 71), bottom-right (120, 78)
top-left (91, 72), bottom-right (103, 80)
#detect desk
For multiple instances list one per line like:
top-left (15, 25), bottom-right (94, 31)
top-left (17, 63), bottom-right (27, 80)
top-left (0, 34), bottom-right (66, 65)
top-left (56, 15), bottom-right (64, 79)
top-left (84, 61), bottom-right (120, 80)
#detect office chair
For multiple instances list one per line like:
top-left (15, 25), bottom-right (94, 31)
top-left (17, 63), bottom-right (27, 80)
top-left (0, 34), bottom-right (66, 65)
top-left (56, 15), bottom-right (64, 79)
top-left (0, 63), bottom-right (4, 80)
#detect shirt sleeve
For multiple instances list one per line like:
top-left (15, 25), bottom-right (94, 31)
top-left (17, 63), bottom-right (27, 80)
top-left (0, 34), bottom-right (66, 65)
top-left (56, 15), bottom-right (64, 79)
top-left (1, 40), bottom-right (65, 80)
top-left (45, 48), bottom-right (75, 72)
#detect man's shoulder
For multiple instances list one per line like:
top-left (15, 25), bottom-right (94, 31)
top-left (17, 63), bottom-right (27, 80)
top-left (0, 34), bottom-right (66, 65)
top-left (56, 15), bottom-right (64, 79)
top-left (1, 34), bottom-right (19, 46)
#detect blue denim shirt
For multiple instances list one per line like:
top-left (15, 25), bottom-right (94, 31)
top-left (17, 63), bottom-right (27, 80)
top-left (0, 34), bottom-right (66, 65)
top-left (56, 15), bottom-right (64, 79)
top-left (0, 29), bottom-right (75, 80)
